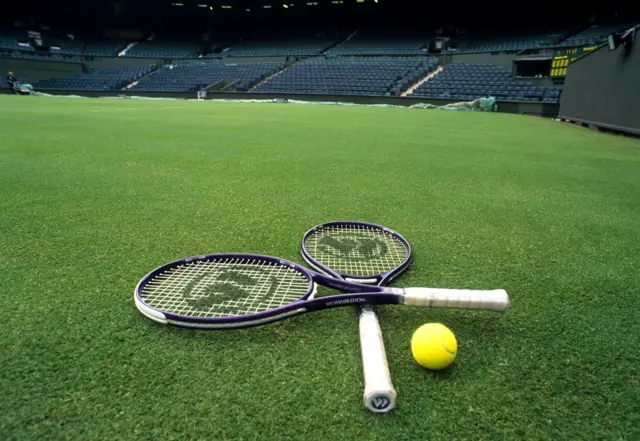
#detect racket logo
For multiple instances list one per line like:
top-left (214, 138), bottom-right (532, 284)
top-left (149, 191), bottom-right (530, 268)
top-left (326, 297), bottom-right (366, 306)
top-left (317, 233), bottom-right (389, 261)
top-left (371, 395), bottom-right (392, 410)
top-left (181, 267), bottom-right (279, 309)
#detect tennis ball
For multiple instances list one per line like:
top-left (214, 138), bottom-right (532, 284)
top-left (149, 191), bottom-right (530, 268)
top-left (411, 323), bottom-right (457, 370)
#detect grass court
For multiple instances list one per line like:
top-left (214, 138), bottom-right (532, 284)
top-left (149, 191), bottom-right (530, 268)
top-left (1, 95), bottom-right (639, 440)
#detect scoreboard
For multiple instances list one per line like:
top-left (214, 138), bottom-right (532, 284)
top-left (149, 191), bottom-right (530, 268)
top-left (550, 45), bottom-right (599, 77)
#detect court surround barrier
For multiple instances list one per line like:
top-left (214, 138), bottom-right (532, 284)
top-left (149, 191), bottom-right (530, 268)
top-left (13, 87), bottom-right (557, 116)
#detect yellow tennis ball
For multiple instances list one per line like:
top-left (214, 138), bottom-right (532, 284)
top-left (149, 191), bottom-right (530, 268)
top-left (411, 323), bottom-right (457, 370)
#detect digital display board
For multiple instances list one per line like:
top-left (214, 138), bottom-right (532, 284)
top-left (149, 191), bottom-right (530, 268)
top-left (550, 45), bottom-right (599, 77)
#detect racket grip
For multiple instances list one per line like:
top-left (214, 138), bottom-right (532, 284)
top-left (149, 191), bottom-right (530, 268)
top-left (359, 305), bottom-right (397, 413)
top-left (402, 288), bottom-right (510, 311)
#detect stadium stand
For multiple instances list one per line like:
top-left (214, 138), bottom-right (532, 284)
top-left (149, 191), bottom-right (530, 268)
top-left (0, 27), bottom-right (129, 58)
top-left (555, 24), bottom-right (635, 47)
top-left (1, 25), bottom-right (578, 103)
top-left (0, 29), bottom-right (33, 51)
top-left (409, 62), bottom-right (561, 103)
top-left (327, 32), bottom-right (428, 55)
top-left (221, 37), bottom-right (337, 57)
top-left (9, 51), bottom-right (81, 63)
top-left (130, 59), bottom-right (283, 92)
top-left (0, 37), bottom-right (22, 51)
top-left (84, 40), bottom-right (125, 57)
top-left (36, 66), bottom-right (155, 90)
top-left (46, 33), bottom-right (85, 55)
top-left (200, 43), bottom-right (225, 57)
top-left (253, 56), bottom-right (439, 96)
top-left (123, 39), bottom-right (202, 58)
top-left (441, 28), bottom-right (566, 54)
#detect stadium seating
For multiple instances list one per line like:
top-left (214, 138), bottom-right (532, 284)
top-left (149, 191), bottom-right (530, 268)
top-left (10, 51), bottom-right (81, 63)
top-left (36, 66), bottom-right (155, 90)
top-left (0, 36), bottom-right (24, 51)
top-left (0, 31), bottom-right (34, 51)
top-left (327, 33), bottom-right (428, 55)
top-left (200, 43), bottom-right (224, 57)
top-left (409, 62), bottom-right (561, 103)
top-left (443, 36), bottom-right (554, 54)
top-left (123, 40), bottom-right (202, 58)
top-left (84, 40), bottom-right (125, 57)
top-left (0, 28), bottom-right (126, 58)
top-left (441, 29), bottom-right (565, 54)
top-left (222, 37), bottom-right (337, 57)
top-left (0, 26), bottom-right (578, 102)
top-left (46, 34), bottom-right (85, 55)
top-left (253, 56), bottom-right (439, 96)
top-left (555, 24), bottom-right (634, 47)
top-left (130, 59), bottom-right (283, 92)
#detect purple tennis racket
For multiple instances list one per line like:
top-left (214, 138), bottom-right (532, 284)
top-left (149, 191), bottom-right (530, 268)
top-left (300, 221), bottom-right (411, 413)
top-left (134, 250), bottom-right (510, 331)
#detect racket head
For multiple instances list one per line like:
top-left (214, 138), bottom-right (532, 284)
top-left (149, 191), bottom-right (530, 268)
top-left (134, 253), bottom-right (318, 327)
top-left (301, 221), bottom-right (412, 285)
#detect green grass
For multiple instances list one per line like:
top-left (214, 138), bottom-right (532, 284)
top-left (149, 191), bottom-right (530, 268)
top-left (1, 95), bottom-right (639, 441)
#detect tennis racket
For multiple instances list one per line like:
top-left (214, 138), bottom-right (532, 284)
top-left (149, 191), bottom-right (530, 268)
top-left (300, 221), bottom-right (410, 413)
top-left (134, 253), bottom-right (510, 331)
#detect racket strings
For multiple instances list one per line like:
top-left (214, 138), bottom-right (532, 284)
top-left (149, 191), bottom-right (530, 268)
top-left (140, 257), bottom-right (310, 318)
top-left (304, 225), bottom-right (409, 276)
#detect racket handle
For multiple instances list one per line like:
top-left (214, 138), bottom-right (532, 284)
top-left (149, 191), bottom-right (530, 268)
top-left (359, 305), bottom-right (397, 413)
top-left (402, 288), bottom-right (510, 311)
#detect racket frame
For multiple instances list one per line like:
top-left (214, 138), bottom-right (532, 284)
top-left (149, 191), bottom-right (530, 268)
top-left (135, 252), bottom-right (397, 329)
top-left (300, 220), bottom-right (412, 285)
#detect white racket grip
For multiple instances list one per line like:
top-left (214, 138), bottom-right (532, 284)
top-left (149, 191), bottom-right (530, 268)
top-left (359, 306), bottom-right (397, 413)
top-left (402, 288), bottom-right (510, 311)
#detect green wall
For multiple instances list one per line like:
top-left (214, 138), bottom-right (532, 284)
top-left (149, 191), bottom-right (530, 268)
top-left (0, 57), bottom-right (83, 83)
top-left (514, 77), bottom-right (557, 88)
top-left (439, 53), bottom-right (517, 71)
top-left (559, 26), bottom-right (640, 136)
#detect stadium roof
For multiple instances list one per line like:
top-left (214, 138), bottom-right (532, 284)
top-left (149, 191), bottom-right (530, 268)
top-left (4, 0), bottom-right (639, 35)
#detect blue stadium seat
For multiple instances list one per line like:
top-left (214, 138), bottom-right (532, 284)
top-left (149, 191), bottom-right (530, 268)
top-left (36, 66), bottom-right (156, 90)
top-left (130, 59), bottom-right (283, 92)
top-left (555, 24), bottom-right (634, 48)
top-left (252, 56), bottom-right (439, 97)
top-left (410, 62), bottom-right (560, 102)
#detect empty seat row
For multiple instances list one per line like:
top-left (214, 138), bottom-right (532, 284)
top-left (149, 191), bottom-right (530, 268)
top-left (327, 33), bottom-right (429, 56)
top-left (36, 66), bottom-right (156, 90)
top-left (555, 24), bottom-right (634, 47)
top-left (252, 56), bottom-right (439, 97)
top-left (130, 60), bottom-right (283, 92)
top-left (222, 38), bottom-right (337, 57)
top-left (124, 41), bottom-right (202, 58)
top-left (410, 62), bottom-right (561, 102)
